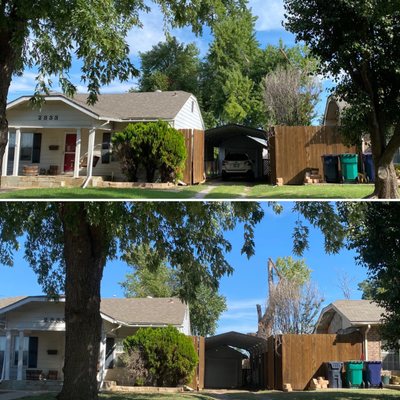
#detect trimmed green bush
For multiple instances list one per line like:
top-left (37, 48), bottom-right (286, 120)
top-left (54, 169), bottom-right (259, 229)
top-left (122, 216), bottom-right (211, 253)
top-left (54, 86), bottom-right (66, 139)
top-left (112, 121), bottom-right (186, 183)
top-left (124, 326), bottom-right (198, 387)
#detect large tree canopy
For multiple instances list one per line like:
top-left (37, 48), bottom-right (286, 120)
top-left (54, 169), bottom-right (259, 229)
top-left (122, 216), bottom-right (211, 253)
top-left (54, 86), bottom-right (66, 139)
top-left (0, 0), bottom-right (247, 183)
top-left (0, 201), bottom-right (263, 400)
top-left (284, 0), bottom-right (400, 198)
top-left (121, 244), bottom-right (227, 336)
top-left (137, 35), bottom-right (201, 96)
top-left (294, 202), bottom-right (400, 349)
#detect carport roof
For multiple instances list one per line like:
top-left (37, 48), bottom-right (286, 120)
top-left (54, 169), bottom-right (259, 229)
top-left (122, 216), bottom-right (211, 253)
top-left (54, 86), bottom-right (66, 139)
top-left (205, 124), bottom-right (267, 147)
top-left (206, 331), bottom-right (267, 354)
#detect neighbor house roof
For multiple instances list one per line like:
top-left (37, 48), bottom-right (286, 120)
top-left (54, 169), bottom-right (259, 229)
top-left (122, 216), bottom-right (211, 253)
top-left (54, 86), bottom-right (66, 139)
top-left (323, 95), bottom-right (349, 126)
top-left (100, 297), bottom-right (188, 326)
top-left (7, 91), bottom-right (193, 122)
top-left (315, 300), bottom-right (385, 333)
top-left (0, 296), bottom-right (188, 327)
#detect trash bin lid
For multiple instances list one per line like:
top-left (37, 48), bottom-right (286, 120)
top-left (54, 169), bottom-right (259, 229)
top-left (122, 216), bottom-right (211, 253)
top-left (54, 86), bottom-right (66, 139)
top-left (327, 361), bottom-right (343, 369)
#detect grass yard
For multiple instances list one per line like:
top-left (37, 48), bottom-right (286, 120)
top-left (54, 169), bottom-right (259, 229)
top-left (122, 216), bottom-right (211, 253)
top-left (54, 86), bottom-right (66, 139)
top-left (18, 389), bottom-right (400, 400)
top-left (0, 182), bottom-right (375, 199)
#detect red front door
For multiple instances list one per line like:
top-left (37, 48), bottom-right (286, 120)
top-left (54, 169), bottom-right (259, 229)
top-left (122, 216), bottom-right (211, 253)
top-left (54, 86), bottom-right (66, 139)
top-left (64, 134), bottom-right (77, 172)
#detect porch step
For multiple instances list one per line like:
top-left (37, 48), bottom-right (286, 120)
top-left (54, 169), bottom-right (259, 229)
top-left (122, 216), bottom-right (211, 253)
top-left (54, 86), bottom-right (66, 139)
top-left (0, 380), bottom-right (62, 391)
top-left (1, 176), bottom-right (85, 189)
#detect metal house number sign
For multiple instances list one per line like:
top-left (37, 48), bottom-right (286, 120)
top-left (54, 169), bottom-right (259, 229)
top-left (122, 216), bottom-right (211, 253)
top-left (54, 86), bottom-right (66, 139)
top-left (38, 115), bottom-right (59, 121)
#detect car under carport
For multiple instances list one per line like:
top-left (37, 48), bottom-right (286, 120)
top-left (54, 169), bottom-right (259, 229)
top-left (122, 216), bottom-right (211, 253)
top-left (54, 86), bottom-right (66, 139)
top-left (205, 124), bottom-right (269, 181)
top-left (205, 331), bottom-right (268, 390)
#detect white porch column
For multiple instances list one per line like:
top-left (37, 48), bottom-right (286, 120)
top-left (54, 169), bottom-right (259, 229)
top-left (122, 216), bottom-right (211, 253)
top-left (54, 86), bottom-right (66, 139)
top-left (97, 327), bottom-right (106, 388)
top-left (1, 131), bottom-right (9, 177)
top-left (17, 331), bottom-right (24, 380)
top-left (87, 127), bottom-right (96, 179)
top-left (4, 330), bottom-right (11, 380)
top-left (12, 128), bottom-right (21, 176)
top-left (73, 128), bottom-right (82, 178)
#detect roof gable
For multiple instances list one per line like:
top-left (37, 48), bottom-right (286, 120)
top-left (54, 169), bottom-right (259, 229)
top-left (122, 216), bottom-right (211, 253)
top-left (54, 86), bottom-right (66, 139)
top-left (316, 300), bottom-right (385, 332)
top-left (7, 91), bottom-right (193, 122)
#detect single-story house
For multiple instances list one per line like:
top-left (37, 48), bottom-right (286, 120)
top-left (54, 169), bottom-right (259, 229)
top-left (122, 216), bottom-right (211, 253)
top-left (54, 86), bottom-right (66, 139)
top-left (315, 299), bottom-right (399, 371)
top-left (0, 296), bottom-right (190, 386)
top-left (3, 91), bottom-right (205, 186)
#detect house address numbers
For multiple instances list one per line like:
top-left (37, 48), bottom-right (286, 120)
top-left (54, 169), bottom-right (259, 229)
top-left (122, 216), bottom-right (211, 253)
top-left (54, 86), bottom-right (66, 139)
top-left (43, 317), bottom-right (65, 323)
top-left (38, 115), bottom-right (59, 121)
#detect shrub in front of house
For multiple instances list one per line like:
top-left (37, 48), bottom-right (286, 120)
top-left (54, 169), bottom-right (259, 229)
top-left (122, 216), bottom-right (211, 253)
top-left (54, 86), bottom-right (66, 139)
top-left (123, 326), bottom-right (198, 387)
top-left (112, 121), bottom-right (186, 183)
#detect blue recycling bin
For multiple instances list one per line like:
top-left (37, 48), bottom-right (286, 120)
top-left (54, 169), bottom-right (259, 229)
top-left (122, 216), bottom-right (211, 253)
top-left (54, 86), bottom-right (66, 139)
top-left (364, 361), bottom-right (382, 388)
top-left (363, 153), bottom-right (375, 182)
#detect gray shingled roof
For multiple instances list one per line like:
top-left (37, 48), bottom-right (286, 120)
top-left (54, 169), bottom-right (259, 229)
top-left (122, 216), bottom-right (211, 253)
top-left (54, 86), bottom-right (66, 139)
top-left (332, 300), bottom-right (385, 324)
top-left (0, 296), bottom-right (187, 327)
top-left (100, 297), bottom-right (187, 326)
top-left (0, 296), bottom-right (27, 310)
top-left (70, 91), bottom-right (192, 120)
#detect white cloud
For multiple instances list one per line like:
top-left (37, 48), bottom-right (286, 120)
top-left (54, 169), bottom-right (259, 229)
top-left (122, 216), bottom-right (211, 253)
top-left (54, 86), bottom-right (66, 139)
top-left (9, 72), bottom-right (38, 95)
top-left (249, 0), bottom-right (286, 31)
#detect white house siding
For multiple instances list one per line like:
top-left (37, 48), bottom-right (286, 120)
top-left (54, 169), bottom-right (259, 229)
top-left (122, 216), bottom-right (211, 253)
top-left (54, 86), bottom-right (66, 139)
top-left (181, 306), bottom-right (191, 335)
top-left (35, 331), bottom-right (65, 379)
top-left (7, 100), bottom-right (98, 130)
top-left (5, 302), bottom-right (65, 331)
top-left (173, 96), bottom-right (204, 131)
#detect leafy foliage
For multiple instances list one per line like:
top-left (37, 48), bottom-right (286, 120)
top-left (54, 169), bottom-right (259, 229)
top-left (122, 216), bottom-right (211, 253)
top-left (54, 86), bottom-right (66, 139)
top-left (294, 202), bottom-right (400, 348)
top-left (138, 35), bottom-right (200, 96)
top-left (124, 326), bottom-right (198, 386)
top-left (121, 244), bottom-right (227, 336)
top-left (284, 0), bottom-right (400, 197)
top-left (112, 121), bottom-right (186, 183)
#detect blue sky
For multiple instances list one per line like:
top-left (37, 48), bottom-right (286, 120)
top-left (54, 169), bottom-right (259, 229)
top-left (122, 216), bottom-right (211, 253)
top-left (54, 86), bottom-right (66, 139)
top-left (0, 202), bottom-right (367, 335)
top-left (7, 0), bottom-right (333, 122)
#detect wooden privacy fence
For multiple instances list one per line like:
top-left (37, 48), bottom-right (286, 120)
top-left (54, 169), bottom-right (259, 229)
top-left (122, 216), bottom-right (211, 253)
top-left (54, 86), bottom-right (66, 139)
top-left (266, 333), bottom-right (363, 391)
top-left (180, 129), bottom-right (205, 185)
top-left (269, 126), bottom-right (357, 185)
top-left (189, 336), bottom-right (205, 390)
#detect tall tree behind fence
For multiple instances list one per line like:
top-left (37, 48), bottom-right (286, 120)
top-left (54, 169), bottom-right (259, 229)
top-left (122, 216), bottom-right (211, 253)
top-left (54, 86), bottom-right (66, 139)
top-left (270, 126), bottom-right (356, 185)
top-left (267, 333), bottom-right (363, 390)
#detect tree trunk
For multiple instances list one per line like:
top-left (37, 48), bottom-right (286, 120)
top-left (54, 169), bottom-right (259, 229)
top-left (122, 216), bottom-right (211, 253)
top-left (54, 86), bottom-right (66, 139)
top-left (57, 203), bottom-right (107, 400)
top-left (371, 161), bottom-right (399, 199)
top-left (0, 49), bottom-right (16, 187)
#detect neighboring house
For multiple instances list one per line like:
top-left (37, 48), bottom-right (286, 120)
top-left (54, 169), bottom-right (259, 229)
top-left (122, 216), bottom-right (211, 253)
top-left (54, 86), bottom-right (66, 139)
top-left (315, 300), bottom-right (400, 371)
top-left (0, 296), bottom-right (190, 385)
top-left (3, 91), bottom-right (204, 185)
top-left (323, 95), bottom-right (400, 162)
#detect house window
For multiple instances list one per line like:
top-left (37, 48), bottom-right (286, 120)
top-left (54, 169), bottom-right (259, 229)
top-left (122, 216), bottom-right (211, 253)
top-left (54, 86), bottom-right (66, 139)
top-left (381, 341), bottom-right (400, 370)
top-left (102, 132), bottom-right (111, 164)
top-left (13, 336), bottom-right (38, 368)
top-left (8, 133), bottom-right (42, 163)
top-left (115, 338), bottom-right (125, 354)
top-left (14, 336), bottom-right (29, 367)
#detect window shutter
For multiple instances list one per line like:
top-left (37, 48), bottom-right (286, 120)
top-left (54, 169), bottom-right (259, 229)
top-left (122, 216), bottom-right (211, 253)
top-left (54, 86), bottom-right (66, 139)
top-left (102, 132), bottom-right (111, 164)
top-left (32, 133), bottom-right (42, 163)
top-left (28, 337), bottom-right (38, 368)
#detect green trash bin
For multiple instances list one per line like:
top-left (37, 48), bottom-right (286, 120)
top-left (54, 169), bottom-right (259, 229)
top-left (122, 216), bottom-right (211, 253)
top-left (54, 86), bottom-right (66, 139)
top-left (340, 154), bottom-right (358, 183)
top-left (345, 361), bottom-right (364, 388)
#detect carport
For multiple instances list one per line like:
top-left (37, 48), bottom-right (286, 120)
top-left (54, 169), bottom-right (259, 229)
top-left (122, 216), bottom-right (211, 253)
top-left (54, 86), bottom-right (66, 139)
top-left (205, 331), bottom-right (268, 390)
top-left (205, 124), bottom-right (269, 181)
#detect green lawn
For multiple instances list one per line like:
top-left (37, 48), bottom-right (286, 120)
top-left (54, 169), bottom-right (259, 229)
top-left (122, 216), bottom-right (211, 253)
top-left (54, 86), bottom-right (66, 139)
top-left (0, 182), bottom-right (375, 199)
top-left (18, 389), bottom-right (400, 400)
